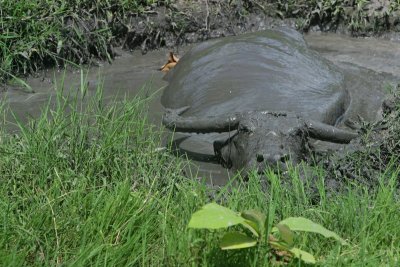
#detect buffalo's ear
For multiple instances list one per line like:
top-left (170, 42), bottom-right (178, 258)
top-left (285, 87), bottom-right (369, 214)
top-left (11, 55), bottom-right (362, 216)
top-left (304, 120), bottom-right (358, 144)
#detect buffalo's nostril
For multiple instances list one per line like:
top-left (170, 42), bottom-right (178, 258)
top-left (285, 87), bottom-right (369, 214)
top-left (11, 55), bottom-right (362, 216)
top-left (272, 154), bottom-right (289, 163)
top-left (256, 154), bottom-right (264, 162)
top-left (280, 154), bottom-right (290, 163)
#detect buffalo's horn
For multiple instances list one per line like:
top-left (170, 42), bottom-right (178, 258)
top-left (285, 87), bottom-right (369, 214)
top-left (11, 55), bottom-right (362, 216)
top-left (163, 106), bottom-right (240, 133)
top-left (304, 119), bottom-right (358, 143)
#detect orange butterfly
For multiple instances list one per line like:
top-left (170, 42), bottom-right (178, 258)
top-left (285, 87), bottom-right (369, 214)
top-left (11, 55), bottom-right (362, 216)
top-left (160, 52), bottom-right (179, 72)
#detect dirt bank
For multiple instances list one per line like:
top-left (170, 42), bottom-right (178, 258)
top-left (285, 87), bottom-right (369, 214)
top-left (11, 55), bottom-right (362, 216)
top-left (309, 84), bottom-right (400, 192)
top-left (113, 0), bottom-right (400, 53)
top-left (2, 1), bottom-right (400, 83)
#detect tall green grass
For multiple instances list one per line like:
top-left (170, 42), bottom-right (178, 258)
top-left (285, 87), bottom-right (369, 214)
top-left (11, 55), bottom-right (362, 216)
top-left (0, 79), bottom-right (399, 266)
top-left (0, 0), bottom-right (166, 82)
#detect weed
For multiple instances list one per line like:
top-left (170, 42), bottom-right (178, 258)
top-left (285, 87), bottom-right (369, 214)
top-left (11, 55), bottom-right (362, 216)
top-left (188, 203), bottom-right (346, 264)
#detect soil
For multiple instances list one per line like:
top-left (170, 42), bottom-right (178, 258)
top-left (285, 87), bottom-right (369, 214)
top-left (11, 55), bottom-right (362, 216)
top-left (113, 0), bottom-right (400, 55)
top-left (115, 1), bottom-right (295, 54)
top-left (317, 85), bottom-right (400, 191)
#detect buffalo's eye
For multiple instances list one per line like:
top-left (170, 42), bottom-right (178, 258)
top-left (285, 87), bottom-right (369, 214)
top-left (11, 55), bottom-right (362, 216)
top-left (239, 122), bottom-right (255, 133)
top-left (239, 125), bottom-right (250, 133)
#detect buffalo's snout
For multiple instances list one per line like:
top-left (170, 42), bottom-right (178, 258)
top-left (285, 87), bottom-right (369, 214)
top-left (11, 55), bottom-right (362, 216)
top-left (253, 153), bottom-right (290, 174)
top-left (256, 153), bottom-right (290, 164)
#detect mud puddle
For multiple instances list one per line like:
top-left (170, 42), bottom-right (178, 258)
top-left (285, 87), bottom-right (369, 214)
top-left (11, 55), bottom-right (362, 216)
top-left (2, 32), bottom-right (400, 185)
top-left (305, 32), bottom-right (400, 77)
top-left (1, 48), bottom-right (172, 126)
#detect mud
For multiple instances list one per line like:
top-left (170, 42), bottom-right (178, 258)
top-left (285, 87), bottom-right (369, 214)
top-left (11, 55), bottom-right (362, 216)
top-left (114, 1), bottom-right (400, 54)
top-left (305, 33), bottom-right (400, 77)
top-left (318, 85), bottom-right (400, 191)
top-left (1, 32), bottom-right (400, 185)
top-left (116, 2), bottom-right (290, 53)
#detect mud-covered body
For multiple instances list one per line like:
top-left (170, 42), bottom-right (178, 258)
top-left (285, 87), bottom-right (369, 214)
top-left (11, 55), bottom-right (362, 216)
top-left (162, 28), bottom-right (357, 173)
top-left (162, 28), bottom-right (349, 125)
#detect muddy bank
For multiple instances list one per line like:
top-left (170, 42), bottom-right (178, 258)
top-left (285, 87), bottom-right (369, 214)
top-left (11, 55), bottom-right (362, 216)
top-left (84, 0), bottom-right (400, 53)
top-left (316, 85), bottom-right (400, 190)
top-left (3, 0), bottom-right (400, 84)
top-left (104, 1), bottom-right (400, 56)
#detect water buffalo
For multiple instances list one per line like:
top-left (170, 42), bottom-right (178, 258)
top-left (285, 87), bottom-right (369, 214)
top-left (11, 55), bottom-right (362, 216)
top-left (161, 28), bottom-right (358, 173)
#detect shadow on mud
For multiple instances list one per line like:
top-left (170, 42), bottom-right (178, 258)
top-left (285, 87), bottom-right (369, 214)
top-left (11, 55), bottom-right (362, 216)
top-left (170, 136), bottom-right (219, 164)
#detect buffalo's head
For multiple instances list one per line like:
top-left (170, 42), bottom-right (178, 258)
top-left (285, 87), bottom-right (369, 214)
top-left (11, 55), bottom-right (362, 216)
top-left (212, 112), bottom-right (306, 173)
top-left (163, 107), bottom-right (357, 174)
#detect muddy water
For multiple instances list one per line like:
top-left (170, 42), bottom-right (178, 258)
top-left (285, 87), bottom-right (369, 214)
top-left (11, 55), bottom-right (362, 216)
top-left (305, 33), bottom-right (400, 77)
top-left (1, 32), bottom-right (399, 185)
top-left (1, 48), bottom-right (171, 126)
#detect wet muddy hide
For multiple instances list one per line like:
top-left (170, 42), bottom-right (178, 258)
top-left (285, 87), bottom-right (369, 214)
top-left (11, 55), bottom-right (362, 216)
top-left (161, 27), bottom-right (360, 174)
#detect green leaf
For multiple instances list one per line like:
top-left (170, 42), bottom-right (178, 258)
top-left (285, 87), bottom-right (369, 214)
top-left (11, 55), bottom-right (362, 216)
top-left (289, 247), bottom-right (316, 264)
top-left (270, 241), bottom-right (316, 264)
top-left (273, 217), bottom-right (347, 245)
top-left (276, 223), bottom-right (294, 247)
top-left (241, 209), bottom-right (266, 236)
top-left (188, 203), bottom-right (244, 229)
top-left (220, 232), bottom-right (258, 250)
top-left (241, 220), bottom-right (259, 237)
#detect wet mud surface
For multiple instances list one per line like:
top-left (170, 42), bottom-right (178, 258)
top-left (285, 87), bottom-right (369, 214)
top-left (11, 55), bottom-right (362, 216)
top-left (305, 33), bottom-right (400, 77)
top-left (2, 32), bottom-right (400, 185)
top-left (1, 48), bottom-right (170, 127)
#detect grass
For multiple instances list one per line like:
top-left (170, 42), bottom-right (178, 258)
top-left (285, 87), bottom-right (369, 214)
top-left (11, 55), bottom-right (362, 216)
top-left (0, 78), bottom-right (399, 266)
top-left (0, 0), bottom-right (167, 82)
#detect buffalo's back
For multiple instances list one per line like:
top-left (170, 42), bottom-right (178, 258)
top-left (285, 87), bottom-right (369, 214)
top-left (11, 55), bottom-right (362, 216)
top-left (162, 28), bottom-right (347, 125)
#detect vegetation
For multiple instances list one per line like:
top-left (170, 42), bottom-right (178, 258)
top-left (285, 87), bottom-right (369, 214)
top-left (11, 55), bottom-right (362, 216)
top-left (188, 203), bottom-right (346, 264)
top-left (2, 0), bottom-right (400, 83)
top-left (274, 0), bottom-right (400, 32)
top-left (1, 1), bottom-right (400, 265)
top-left (0, 80), bottom-right (399, 266)
top-left (0, 0), bottom-right (168, 82)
